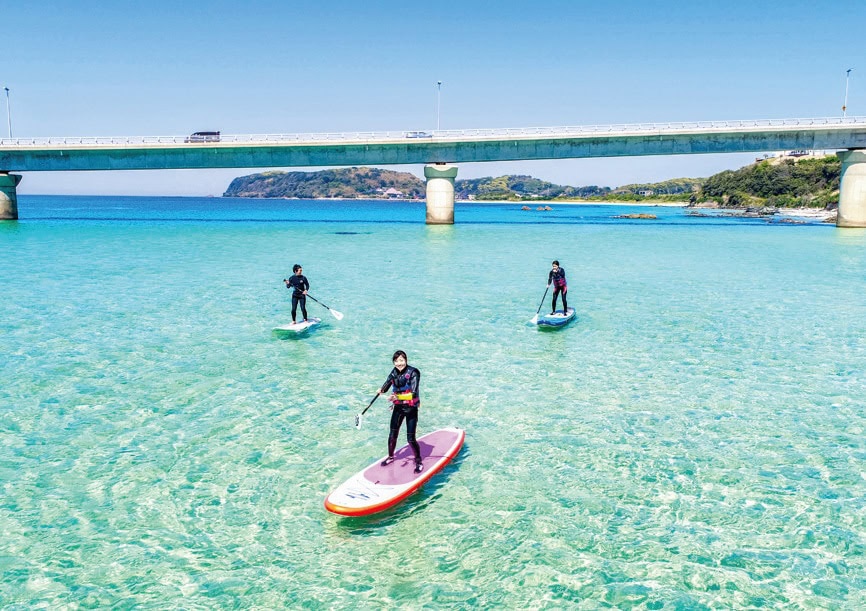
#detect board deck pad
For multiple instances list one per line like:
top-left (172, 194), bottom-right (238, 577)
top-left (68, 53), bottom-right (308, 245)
top-left (325, 427), bottom-right (465, 516)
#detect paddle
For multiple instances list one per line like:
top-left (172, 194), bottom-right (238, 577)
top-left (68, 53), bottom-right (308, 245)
top-left (306, 294), bottom-right (344, 320)
top-left (529, 284), bottom-right (551, 324)
top-left (354, 393), bottom-right (380, 429)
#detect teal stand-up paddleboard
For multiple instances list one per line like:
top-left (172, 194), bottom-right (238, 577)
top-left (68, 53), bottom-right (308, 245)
top-left (535, 307), bottom-right (576, 329)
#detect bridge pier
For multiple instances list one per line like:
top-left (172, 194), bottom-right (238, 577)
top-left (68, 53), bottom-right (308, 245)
top-left (424, 163), bottom-right (458, 224)
top-left (0, 172), bottom-right (22, 220)
top-left (837, 150), bottom-right (866, 228)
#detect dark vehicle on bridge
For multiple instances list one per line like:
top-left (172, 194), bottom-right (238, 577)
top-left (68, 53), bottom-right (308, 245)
top-left (184, 131), bottom-right (221, 143)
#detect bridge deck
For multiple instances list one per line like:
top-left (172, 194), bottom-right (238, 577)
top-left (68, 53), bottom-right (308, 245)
top-left (2, 117), bottom-right (866, 171)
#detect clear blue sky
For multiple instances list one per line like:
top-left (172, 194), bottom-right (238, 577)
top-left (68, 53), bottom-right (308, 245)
top-left (3, 0), bottom-right (864, 195)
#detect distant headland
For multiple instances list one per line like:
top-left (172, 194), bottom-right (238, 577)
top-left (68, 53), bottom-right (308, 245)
top-left (223, 152), bottom-right (841, 212)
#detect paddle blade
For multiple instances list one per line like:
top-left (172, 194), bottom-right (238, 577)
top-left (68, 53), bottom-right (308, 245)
top-left (330, 309), bottom-right (344, 321)
top-left (529, 314), bottom-right (539, 325)
top-left (354, 413), bottom-right (362, 429)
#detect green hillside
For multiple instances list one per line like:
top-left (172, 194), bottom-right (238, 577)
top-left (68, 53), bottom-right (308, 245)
top-left (223, 156), bottom-right (840, 208)
top-left (224, 168), bottom-right (425, 199)
top-left (698, 156), bottom-right (840, 208)
top-left (454, 175), bottom-right (609, 200)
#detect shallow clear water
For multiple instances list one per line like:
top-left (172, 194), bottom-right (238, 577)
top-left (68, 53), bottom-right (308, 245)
top-left (2, 196), bottom-right (865, 608)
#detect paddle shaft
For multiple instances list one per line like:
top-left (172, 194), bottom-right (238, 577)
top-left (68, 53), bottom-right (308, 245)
top-left (306, 294), bottom-right (333, 311)
top-left (535, 284), bottom-right (551, 315)
top-left (359, 392), bottom-right (380, 417)
top-left (355, 391), bottom-right (381, 429)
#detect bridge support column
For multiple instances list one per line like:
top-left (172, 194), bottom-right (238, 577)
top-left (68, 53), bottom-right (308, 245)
top-left (0, 173), bottom-right (22, 220)
top-left (837, 150), bottom-right (866, 228)
top-left (424, 163), bottom-right (458, 225)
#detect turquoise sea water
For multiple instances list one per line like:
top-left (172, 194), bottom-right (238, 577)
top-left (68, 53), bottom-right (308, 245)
top-left (2, 196), bottom-right (866, 609)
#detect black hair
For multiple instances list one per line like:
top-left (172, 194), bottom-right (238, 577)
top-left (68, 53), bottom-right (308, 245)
top-left (392, 350), bottom-right (408, 363)
top-left (292, 264), bottom-right (302, 273)
top-left (552, 260), bottom-right (560, 266)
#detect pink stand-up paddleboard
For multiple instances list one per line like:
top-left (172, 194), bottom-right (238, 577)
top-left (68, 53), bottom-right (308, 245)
top-left (325, 427), bottom-right (465, 517)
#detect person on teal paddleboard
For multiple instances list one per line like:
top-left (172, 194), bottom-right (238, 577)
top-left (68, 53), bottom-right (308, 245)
top-left (283, 264), bottom-right (310, 324)
top-left (548, 260), bottom-right (568, 314)
top-left (378, 350), bottom-right (424, 473)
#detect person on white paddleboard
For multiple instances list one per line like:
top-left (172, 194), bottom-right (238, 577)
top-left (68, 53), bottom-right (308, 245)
top-left (283, 264), bottom-right (310, 325)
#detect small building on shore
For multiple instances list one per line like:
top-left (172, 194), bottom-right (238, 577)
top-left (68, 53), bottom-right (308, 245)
top-left (377, 187), bottom-right (405, 199)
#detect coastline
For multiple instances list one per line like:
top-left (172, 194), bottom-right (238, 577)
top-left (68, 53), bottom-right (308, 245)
top-left (460, 199), bottom-right (685, 207)
top-left (775, 207), bottom-right (836, 220)
top-left (467, 198), bottom-right (837, 221)
top-left (224, 194), bottom-right (688, 207)
top-left (700, 206), bottom-right (837, 222)
top-left (224, 195), bottom-right (834, 219)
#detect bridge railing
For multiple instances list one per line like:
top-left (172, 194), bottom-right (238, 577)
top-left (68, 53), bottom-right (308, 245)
top-left (2, 116), bottom-right (866, 148)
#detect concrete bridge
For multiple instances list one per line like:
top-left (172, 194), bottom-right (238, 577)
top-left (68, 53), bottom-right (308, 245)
top-left (2, 116), bottom-right (866, 226)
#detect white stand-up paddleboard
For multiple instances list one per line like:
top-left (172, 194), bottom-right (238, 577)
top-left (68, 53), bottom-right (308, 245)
top-left (325, 427), bottom-right (465, 517)
top-left (536, 307), bottom-right (576, 329)
top-left (273, 317), bottom-right (322, 333)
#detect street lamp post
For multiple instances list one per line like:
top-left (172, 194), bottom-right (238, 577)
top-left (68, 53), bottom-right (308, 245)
top-left (436, 81), bottom-right (442, 131)
top-left (3, 87), bottom-right (10, 138)
top-left (843, 68), bottom-right (852, 118)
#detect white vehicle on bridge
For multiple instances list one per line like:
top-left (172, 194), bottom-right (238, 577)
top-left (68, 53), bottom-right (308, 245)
top-left (184, 131), bottom-right (220, 143)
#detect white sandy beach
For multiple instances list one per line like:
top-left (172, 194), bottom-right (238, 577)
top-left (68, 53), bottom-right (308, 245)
top-left (776, 208), bottom-right (836, 221)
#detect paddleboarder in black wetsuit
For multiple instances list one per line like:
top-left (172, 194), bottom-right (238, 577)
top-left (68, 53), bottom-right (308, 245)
top-left (378, 350), bottom-right (424, 473)
top-left (283, 264), bottom-right (309, 324)
top-left (548, 260), bottom-right (568, 314)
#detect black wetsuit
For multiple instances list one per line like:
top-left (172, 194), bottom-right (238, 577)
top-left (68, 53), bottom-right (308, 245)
top-left (548, 267), bottom-right (568, 313)
top-left (380, 365), bottom-right (422, 465)
top-left (286, 274), bottom-right (309, 321)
